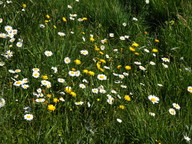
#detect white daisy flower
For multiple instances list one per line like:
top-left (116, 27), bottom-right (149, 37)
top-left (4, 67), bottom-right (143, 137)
top-left (21, 84), bottom-right (29, 89)
top-left (37, 88), bottom-right (42, 93)
top-left (80, 50), bottom-right (88, 55)
top-left (75, 101), bottom-right (84, 105)
top-left (162, 63), bottom-right (168, 68)
top-left (118, 74), bottom-right (124, 79)
top-left (16, 42), bottom-right (23, 47)
top-left (109, 33), bottom-right (114, 37)
top-left (132, 17), bottom-right (138, 21)
top-left (68, 71), bottom-right (76, 77)
top-left (120, 36), bottom-right (125, 40)
top-left (0, 98), bottom-right (5, 108)
top-left (5, 25), bottom-right (12, 33)
top-left (134, 61), bottom-right (142, 65)
top-left (32, 68), bottom-right (40, 72)
top-left (58, 32), bottom-right (65, 36)
top-left (51, 67), bottom-right (58, 73)
top-left (39, 24), bottom-right (45, 28)
top-left (75, 70), bottom-right (81, 77)
top-left (139, 66), bottom-right (146, 71)
top-left (172, 103), bottom-right (181, 110)
top-left (24, 114), bottom-right (34, 121)
top-left (64, 57), bottom-right (71, 64)
top-left (144, 49), bottom-right (150, 53)
top-left (97, 74), bottom-right (107, 80)
top-left (162, 57), bottom-right (170, 62)
top-left (148, 95), bottom-right (159, 104)
top-left (32, 72), bottom-right (40, 78)
top-left (13, 80), bottom-right (23, 86)
top-left (116, 118), bottom-right (122, 123)
top-left (149, 61), bottom-right (156, 65)
top-left (79, 83), bottom-right (86, 89)
top-left (92, 88), bottom-right (99, 94)
top-left (149, 112), bottom-right (155, 117)
top-left (187, 86), bottom-right (192, 93)
top-left (44, 51), bottom-right (53, 57)
top-left (99, 89), bottom-right (106, 94)
top-left (35, 98), bottom-right (45, 103)
top-left (169, 108), bottom-right (176, 115)
top-left (184, 136), bottom-right (191, 142)
top-left (0, 18), bottom-right (3, 23)
top-left (145, 0), bottom-right (150, 4)
top-left (58, 78), bottom-right (65, 83)
top-left (0, 62), bottom-right (5, 66)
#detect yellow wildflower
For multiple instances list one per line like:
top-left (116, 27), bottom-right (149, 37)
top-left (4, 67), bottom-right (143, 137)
top-left (152, 49), bottom-right (158, 53)
top-left (119, 105), bottom-right (125, 109)
top-left (129, 46), bottom-right (135, 51)
top-left (74, 59), bottom-right (81, 65)
top-left (99, 51), bottom-right (104, 55)
top-left (88, 71), bottom-right (95, 76)
top-left (53, 25), bottom-right (57, 29)
top-left (125, 66), bottom-right (131, 70)
top-left (44, 20), bottom-right (49, 23)
top-left (100, 59), bottom-right (106, 63)
top-left (97, 98), bottom-right (100, 101)
top-left (42, 75), bottom-right (48, 80)
top-left (90, 37), bottom-right (95, 42)
top-left (117, 65), bottom-right (122, 69)
top-left (83, 69), bottom-right (89, 74)
top-left (48, 104), bottom-right (56, 111)
top-left (22, 4), bottom-right (27, 8)
top-left (134, 52), bottom-right (140, 55)
top-left (70, 91), bottom-right (76, 97)
top-left (47, 94), bottom-right (52, 98)
top-left (132, 42), bottom-right (139, 47)
top-left (62, 17), bottom-right (67, 22)
top-left (46, 14), bottom-right (50, 19)
top-left (155, 39), bottom-right (159, 43)
top-left (124, 95), bottom-right (131, 101)
top-left (65, 87), bottom-right (72, 93)
top-left (53, 98), bottom-right (59, 103)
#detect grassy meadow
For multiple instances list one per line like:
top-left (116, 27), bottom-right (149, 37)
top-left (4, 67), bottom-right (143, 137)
top-left (0, 0), bottom-right (192, 143)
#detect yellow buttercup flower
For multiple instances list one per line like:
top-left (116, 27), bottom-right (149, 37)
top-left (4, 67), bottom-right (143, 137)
top-left (117, 65), bottom-right (122, 69)
top-left (22, 4), bottom-right (27, 8)
top-left (42, 75), bottom-right (48, 80)
top-left (48, 104), bottom-right (56, 111)
top-left (62, 17), bottom-right (67, 22)
top-left (46, 14), bottom-right (50, 19)
top-left (124, 95), bottom-right (131, 101)
top-left (125, 66), bottom-right (131, 70)
top-left (134, 52), bottom-right (140, 55)
top-left (132, 42), bottom-right (139, 47)
top-left (83, 69), bottom-right (89, 74)
top-left (129, 46), bottom-right (135, 51)
top-left (90, 37), bottom-right (95, 42)
top-left (53, 25), bottom-right (57, 29)
top-left (70, 91), bottom-right (76, 97)
top-left (53, 98), bottom-right (59, 103)
top-left (119, 105), bottom-right (125, 109)
top-left (155, 39), bottom-right (159, 43)
top-left (47, 94), bottom-right (52, 98)
top-left (74, 59), bottom-right (81, 65)
top-left (88, 71), bottom-right (95, 76)
top-left (152, 49), bottom-right (158, 53)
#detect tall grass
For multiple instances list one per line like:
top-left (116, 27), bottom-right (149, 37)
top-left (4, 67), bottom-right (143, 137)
top-left (0, 0), bottom-right (192, 143)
